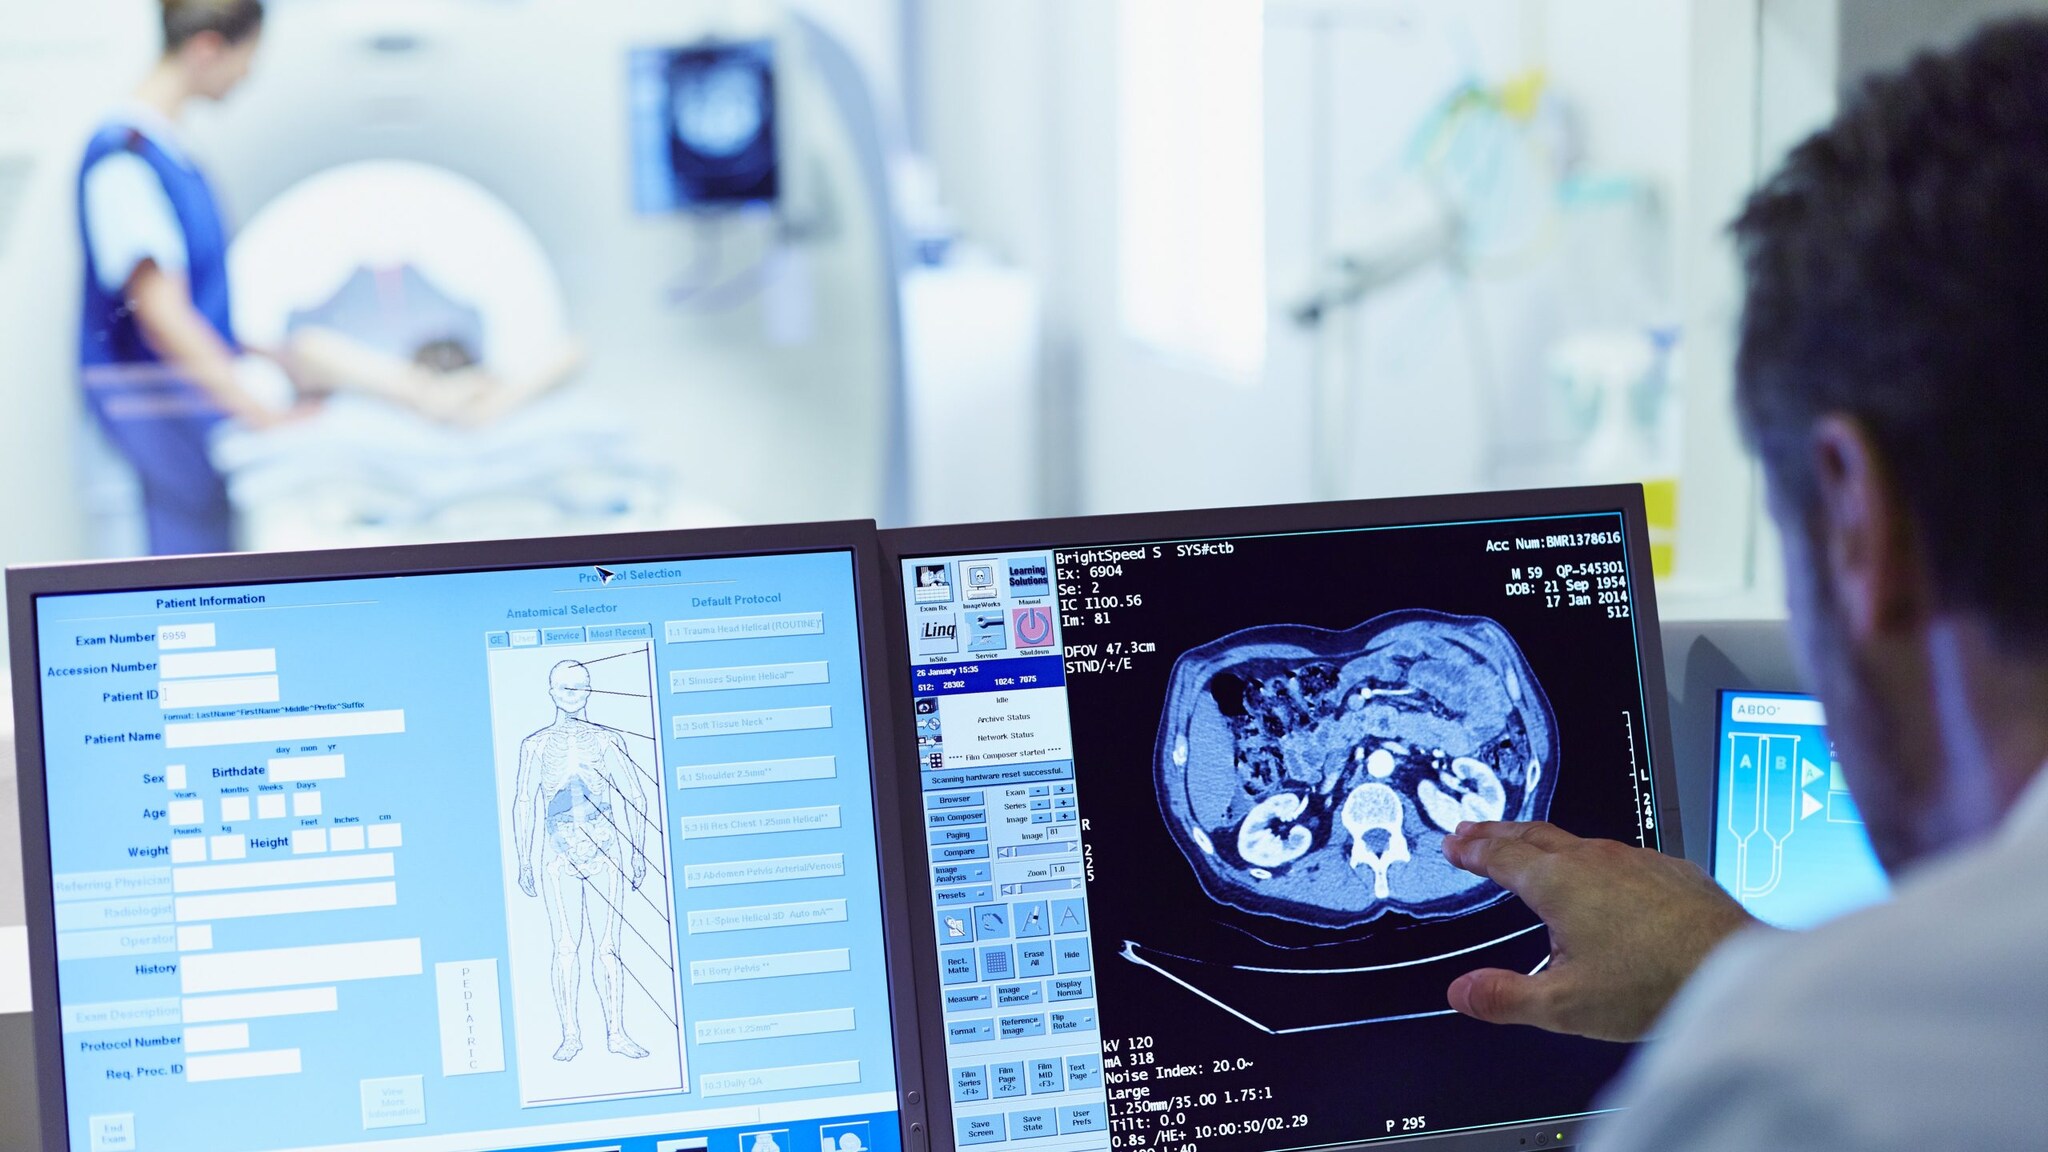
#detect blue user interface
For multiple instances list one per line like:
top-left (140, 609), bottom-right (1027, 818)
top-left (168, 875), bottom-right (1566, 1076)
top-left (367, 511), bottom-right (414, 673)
top-left (31, 551), bottom-right (900, 1152)
top-left (1712, 690), bottom-right (1888, 928)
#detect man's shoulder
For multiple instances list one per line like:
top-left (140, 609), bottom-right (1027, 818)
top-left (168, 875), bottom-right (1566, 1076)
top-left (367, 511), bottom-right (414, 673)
top-left (1770, 829), bottom-right (2047, 1006)
top-left (1696, 833), bottom-right (2048, 1051)
top-left (1597, 832), bottom-right (2048, 1150)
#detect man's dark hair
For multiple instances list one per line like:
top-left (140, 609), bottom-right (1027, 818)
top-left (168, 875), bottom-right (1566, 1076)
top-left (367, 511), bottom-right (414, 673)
top-left (162, 0), bottom-right (264, 53)
top-left (1732, 17), bottom-right (2048, 645)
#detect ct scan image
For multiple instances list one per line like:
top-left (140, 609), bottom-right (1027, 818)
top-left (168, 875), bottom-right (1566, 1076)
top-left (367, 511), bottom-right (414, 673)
top-left (1060, 518), bottom-right (1653, 1148)
top-left (1156, 611), bottom-right (1557, 931)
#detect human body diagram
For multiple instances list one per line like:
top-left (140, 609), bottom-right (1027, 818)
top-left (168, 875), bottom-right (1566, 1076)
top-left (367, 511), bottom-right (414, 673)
top-left (513, 660), bottom-right (652, 1062)
top-left (489, 642), bottom-right (686, 1106)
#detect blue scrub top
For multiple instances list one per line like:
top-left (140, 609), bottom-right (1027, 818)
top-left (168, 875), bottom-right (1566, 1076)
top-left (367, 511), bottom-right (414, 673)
top-left (76, 121), bottom-right (237, 556)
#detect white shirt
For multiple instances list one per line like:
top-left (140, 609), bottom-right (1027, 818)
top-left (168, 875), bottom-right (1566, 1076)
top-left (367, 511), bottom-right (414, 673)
top-left (1590, 765), bottom-right (2048, 1150)
top-left (81, 103), bottom-right (194, 294)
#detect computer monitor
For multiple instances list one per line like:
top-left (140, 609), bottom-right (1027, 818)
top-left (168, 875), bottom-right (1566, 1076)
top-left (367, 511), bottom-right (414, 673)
top-left (1711, 690), bottom-right (1887, 928)
top-left (630, 40), bottom-right (781, 213)
top-left (883, 487), bottom-right (1683, 1152)
top-left (7, 525), bottom-right (929, 1152)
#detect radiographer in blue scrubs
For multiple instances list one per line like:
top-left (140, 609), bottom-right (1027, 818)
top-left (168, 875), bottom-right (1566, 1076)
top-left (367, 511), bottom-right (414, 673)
top-left (77, 0), bottom-right (310, 555)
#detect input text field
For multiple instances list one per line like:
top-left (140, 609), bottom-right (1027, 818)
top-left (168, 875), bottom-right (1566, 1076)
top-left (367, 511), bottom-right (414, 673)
top-left (174, 881), bottom-right (397, 923)
top-left (171, 853), bottom-right (395, 894)
top-left (183, 1023), bottom-right (249, 1053)
top-left (159, 648), bottom-right (277, 680)
top-left (166, 710), bottom-right (406, 749)
top-left (160, 675), bottom-right (278, 710)
top-left (157, 623), bottom-right (215, 650)
top-left (185, 1048), bottom-right (301, 1082)
top-left (1728, 695), bottom-right (1828, 727)
top-left (269, 754), bottom-right (345, 782)
top-left (181, 986), bottom-right (338, 1023)
top-left (181, 938), bottom-right (422, 995)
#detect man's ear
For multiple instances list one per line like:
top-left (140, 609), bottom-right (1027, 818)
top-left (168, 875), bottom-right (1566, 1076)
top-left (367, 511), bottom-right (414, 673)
top-left (1808, 414), bottom-right (1925, 640)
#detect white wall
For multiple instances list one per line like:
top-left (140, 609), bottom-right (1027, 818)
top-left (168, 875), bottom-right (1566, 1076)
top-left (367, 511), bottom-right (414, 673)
top-left (921, 0), bottom-right (1312, 518)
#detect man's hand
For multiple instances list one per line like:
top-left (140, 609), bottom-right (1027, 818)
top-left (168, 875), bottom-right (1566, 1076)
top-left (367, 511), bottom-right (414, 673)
top-left (1441, 821), bottom-right (1760, 1042)
top-left (518, 866), bottom-right (536, 899)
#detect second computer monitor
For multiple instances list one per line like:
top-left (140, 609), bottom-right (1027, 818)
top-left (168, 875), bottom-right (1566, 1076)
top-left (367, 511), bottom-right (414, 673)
top-left (1712, 690), bottom-right (1888, 928)
top-left (885, 487), bottom-right (1682, 1152)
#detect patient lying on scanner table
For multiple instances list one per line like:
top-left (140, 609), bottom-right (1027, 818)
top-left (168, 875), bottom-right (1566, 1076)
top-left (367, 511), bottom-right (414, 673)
top-left (273, 263), bottom-right (583, 427)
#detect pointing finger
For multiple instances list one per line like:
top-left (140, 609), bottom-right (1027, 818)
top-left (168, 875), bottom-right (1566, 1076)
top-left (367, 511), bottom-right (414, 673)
top-left (1455, 820), bottom-right (1578, 852)
top-left (1447, 967), bottom-right (1557, 1028)
top-left (1442, 834), bottom-right (1545, 893)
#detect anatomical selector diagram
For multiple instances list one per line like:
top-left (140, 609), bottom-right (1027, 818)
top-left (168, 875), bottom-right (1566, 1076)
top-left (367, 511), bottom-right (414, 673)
top-left (1126, 610), bottom-right (1561, 1032)
top-left (490, 644), bottom-right (686, 1106)
top-left (514, 660), bottom-right (654, 1062)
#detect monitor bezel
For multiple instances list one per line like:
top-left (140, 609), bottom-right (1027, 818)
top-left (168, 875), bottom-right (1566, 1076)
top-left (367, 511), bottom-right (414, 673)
top-left (7, 521), bottom-right (934, 1152)
top-left (879, 485), bottom-right (1682, 1152)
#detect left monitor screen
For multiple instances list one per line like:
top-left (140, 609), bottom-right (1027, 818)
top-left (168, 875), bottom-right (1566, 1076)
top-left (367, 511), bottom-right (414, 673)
top-left (29, 551), bottom-right (900, 1152)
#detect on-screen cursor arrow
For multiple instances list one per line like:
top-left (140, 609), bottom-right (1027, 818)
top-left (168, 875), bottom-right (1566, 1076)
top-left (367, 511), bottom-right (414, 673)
top-left (595, 567), bottom-right (616, 586)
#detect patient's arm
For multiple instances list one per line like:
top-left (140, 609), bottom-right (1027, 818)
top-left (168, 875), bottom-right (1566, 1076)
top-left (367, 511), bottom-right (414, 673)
top-left (129, 261), bottom-right (311, 428)
top-left (281, 327), bottom-right (490, 421)
top-left (449, 339), bottom-right (585, 427)
top-left (280, 327), bottom-right (581, 426)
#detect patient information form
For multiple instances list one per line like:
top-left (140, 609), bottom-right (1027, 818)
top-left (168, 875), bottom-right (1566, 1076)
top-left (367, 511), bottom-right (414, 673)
top-left (32, 550), bottom-right (903, 1152)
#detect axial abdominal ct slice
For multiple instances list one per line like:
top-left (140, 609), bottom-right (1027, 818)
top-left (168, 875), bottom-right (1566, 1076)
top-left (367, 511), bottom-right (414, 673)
top-left (1154, 610), bottom-right (1558, 930)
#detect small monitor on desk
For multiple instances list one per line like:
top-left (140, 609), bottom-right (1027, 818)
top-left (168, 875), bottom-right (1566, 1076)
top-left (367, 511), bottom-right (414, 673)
top-left (7, 525), bottom-right (927, 1152)
top-left (1711, 690), bottom-right (1887, 928)
top-left (883, 486), bottom-right (1684, 1152)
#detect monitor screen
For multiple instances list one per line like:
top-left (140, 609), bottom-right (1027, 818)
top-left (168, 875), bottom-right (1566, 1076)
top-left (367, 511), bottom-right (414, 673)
top-left (630, 41), bottom-right (780, 213)
top-left (888, 497), bottom-right (1676, 1151)
top-left (1711, 690), bottom-right (1887, 928)
top-left (17, 539), bottom-right (911, 1152)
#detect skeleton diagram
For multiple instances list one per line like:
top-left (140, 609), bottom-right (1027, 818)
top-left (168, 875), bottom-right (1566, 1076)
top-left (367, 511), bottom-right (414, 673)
top-left (512, 660), bottom-right (652, 1062)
